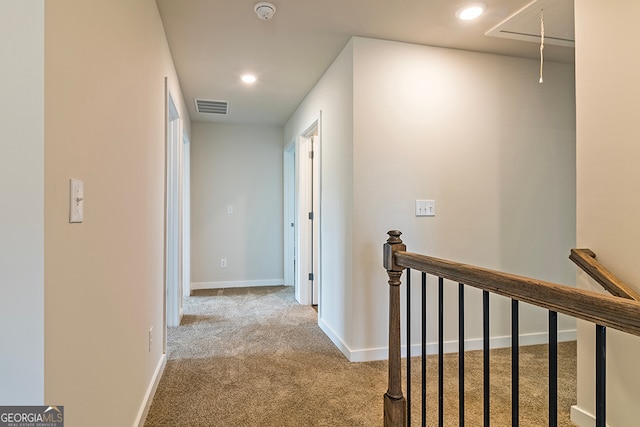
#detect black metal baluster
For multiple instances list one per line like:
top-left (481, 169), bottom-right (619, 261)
top-left (512, 299), bottom-right (519, 427)
top-left (549, 311), bottom-right (558, 427)
top-left (438, 277), bottom-right (444, 427)
top-left (595, 325), bottom-right (606, 427)
top-left (406, 269), bottom-right (411, 426)
top-left (459, 283), bottom-right (465, 426)
top-left (422, 272), bottom-right (427, 427)
top-left (483, 290), bottom-right (490, 427)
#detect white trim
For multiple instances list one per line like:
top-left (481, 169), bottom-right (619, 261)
top-left (191, 279), bottom-right (284, 290)
top-left (283, 140), bottom-right (296, 291)
top-left (318, 317), bottom-right (352, 360)
top-left (295, 117), bottom-right (321, 306)
top-left (345, 329), bottom-right (577, 362)
top-left (570, 405), bottom-right (608, 427)
top-left (134, 354), bottom-right (166, 427)
top-left (165, 90), bottom-right (183, 329)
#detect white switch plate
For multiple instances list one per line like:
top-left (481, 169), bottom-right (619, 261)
top-left (227, 205), bottom-right (234, 214)
top-left (69, 178), bottom-right (84, 223)
top-left (415, 199), bottom-right (435, 217)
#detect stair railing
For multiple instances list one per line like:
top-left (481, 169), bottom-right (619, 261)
top-left (383, 230), bottom-right (640, 427)
top-left (569, 248), bottom-right (640, 301)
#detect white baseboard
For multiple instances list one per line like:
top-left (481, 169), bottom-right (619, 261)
top-left (345, 329), bottom-right (577, 362)
top-left (191, 279), bottom-right (284, 290)
top-left (571, 405), bottom-right (610, 427)
top-left (134, 354), bottom-right (166, 427)
top-left (318, 317), bottom-right (353, 360)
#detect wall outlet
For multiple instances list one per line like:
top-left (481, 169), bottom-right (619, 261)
top-left (148, 327), bottom-right (153, 352)
top-left (220, 258), bottom-right (227, 268)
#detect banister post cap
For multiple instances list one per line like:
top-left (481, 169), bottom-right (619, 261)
top-left (384, 230), bottom-right (406, 272)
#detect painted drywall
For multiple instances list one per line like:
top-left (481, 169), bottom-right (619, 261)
top-left (191, 122), bottom-right (284, 289)
top-left (0, 0), bottom-right (44, 405)
top-left (574, 2), bottom-right (640, 425)
top-left (350, 37), bottom-right (576, 358)
top-left (284, 40), bottom-right (355, 352)
top-left (287, 37), bottom-right (576, 362)
top-left (44, 1), bottom-right (189, 426)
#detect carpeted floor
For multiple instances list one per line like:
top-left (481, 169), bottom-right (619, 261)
top-left (144, 286), bottom-right (576, 426)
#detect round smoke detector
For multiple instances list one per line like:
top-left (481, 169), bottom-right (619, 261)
top-left (254, 2), bottom-right (276, 20)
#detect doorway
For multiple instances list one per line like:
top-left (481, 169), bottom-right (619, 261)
top-left (283, 142), bottom-right (296, 293)
top-left (285, 118), bottom-right (320, 307)
top-left (164, 81), bottom-right (185, 339)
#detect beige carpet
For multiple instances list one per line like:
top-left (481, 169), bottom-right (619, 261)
top-left (144, 286), bottom-right (576, 426)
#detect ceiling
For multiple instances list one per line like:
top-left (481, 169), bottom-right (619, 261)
top-left (155, 0), bottom-right (574, 126)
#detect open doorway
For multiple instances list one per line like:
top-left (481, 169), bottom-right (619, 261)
top-left (283, 142), bottom-right (296, 292)
top-left (285, 118), bottom-right (320, 308)
top-left (164, 80), bottom-right (187, 342)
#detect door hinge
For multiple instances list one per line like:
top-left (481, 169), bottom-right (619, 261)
top-left (308, 273), bottom-right (314, 281)
top-left (309, 150), bottom-right (314, 159)
top-left (308, 212), bottom-right (314, 220)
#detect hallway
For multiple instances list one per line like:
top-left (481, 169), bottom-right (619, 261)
top-left (144, 286), bottom-right (576, 426)
top-left (144, 286), bottom-right (387, 426)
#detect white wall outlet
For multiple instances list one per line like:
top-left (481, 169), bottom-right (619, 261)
top-left (416, 199), bottom-right (436, 217)
top-left (148, 327), bottom-right (153, 353)
top-left (227, 205), bottom-right (233, 214)
top-left (69, 178), bottom-right (84, 223)
top-left (220, 258), bottom-right (227, 268)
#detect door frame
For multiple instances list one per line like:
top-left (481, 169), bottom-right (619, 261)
top-left (291, 115), bottom-right (321, 306)
top-left (182, 132), bottom-right (191, 300)
top-left (164, 80), bottom-right (184, 339)
top-left (283, 140), bottom-right (296, 294)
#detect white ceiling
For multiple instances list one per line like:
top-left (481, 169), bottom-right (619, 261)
top-left (155, 0), bottom-right (574, 126)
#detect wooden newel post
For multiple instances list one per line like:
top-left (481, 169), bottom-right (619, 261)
top-left (383, 230), bottom-right (407, 427)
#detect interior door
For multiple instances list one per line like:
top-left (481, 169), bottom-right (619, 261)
top-left (310, 135), bottom-right (319, 306)
top-left (295, 125), bottom-right (319, 307)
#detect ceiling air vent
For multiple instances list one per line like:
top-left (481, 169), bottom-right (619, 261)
top-left (195, 99), bottom-right (229, 115)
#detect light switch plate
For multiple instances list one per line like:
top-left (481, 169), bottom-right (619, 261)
top-left (415, 199), bottom-right (435, 217)
top-left (69, 178), bottom-right (84, 223)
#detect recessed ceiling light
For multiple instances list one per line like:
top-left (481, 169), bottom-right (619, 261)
top-left (241, 74), bottom-right (257, 84)
top-left (456, 2), bottom-right (487, 21)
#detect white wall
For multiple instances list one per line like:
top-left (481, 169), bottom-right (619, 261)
top-left (44, 1), bottom-right (189, 426)
top-left (284, 41), bottom-right (355, 352)
top-left (351, 37), bottom-right (576, 359)
top-left (191, 122), bottom-right (284, 289)
top-left (287, 37), bottom-right (576, 362)
top-left (574, 2), bottom-right (640, 425)
top-left (0, 0), bottom-right (45, 405)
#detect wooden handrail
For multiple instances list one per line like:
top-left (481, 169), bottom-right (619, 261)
top-left (383, 231), bottom-right (640, 427)
top-left (394, 250), bottom-right (640, 337)
top-left (569, 248), bottom-right (640, 301)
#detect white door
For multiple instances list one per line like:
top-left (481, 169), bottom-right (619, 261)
top-left (309, 135), bottom-right (319, 306)
top-left (283, 143), bottom-right (296, 291)
top-left (293, 120), bottom-right (320, 307)
top-left (165, 86), bottom-right (183, 331)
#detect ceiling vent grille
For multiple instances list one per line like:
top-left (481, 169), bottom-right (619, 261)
top-left (195, 99), bottom-right (229, 115)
